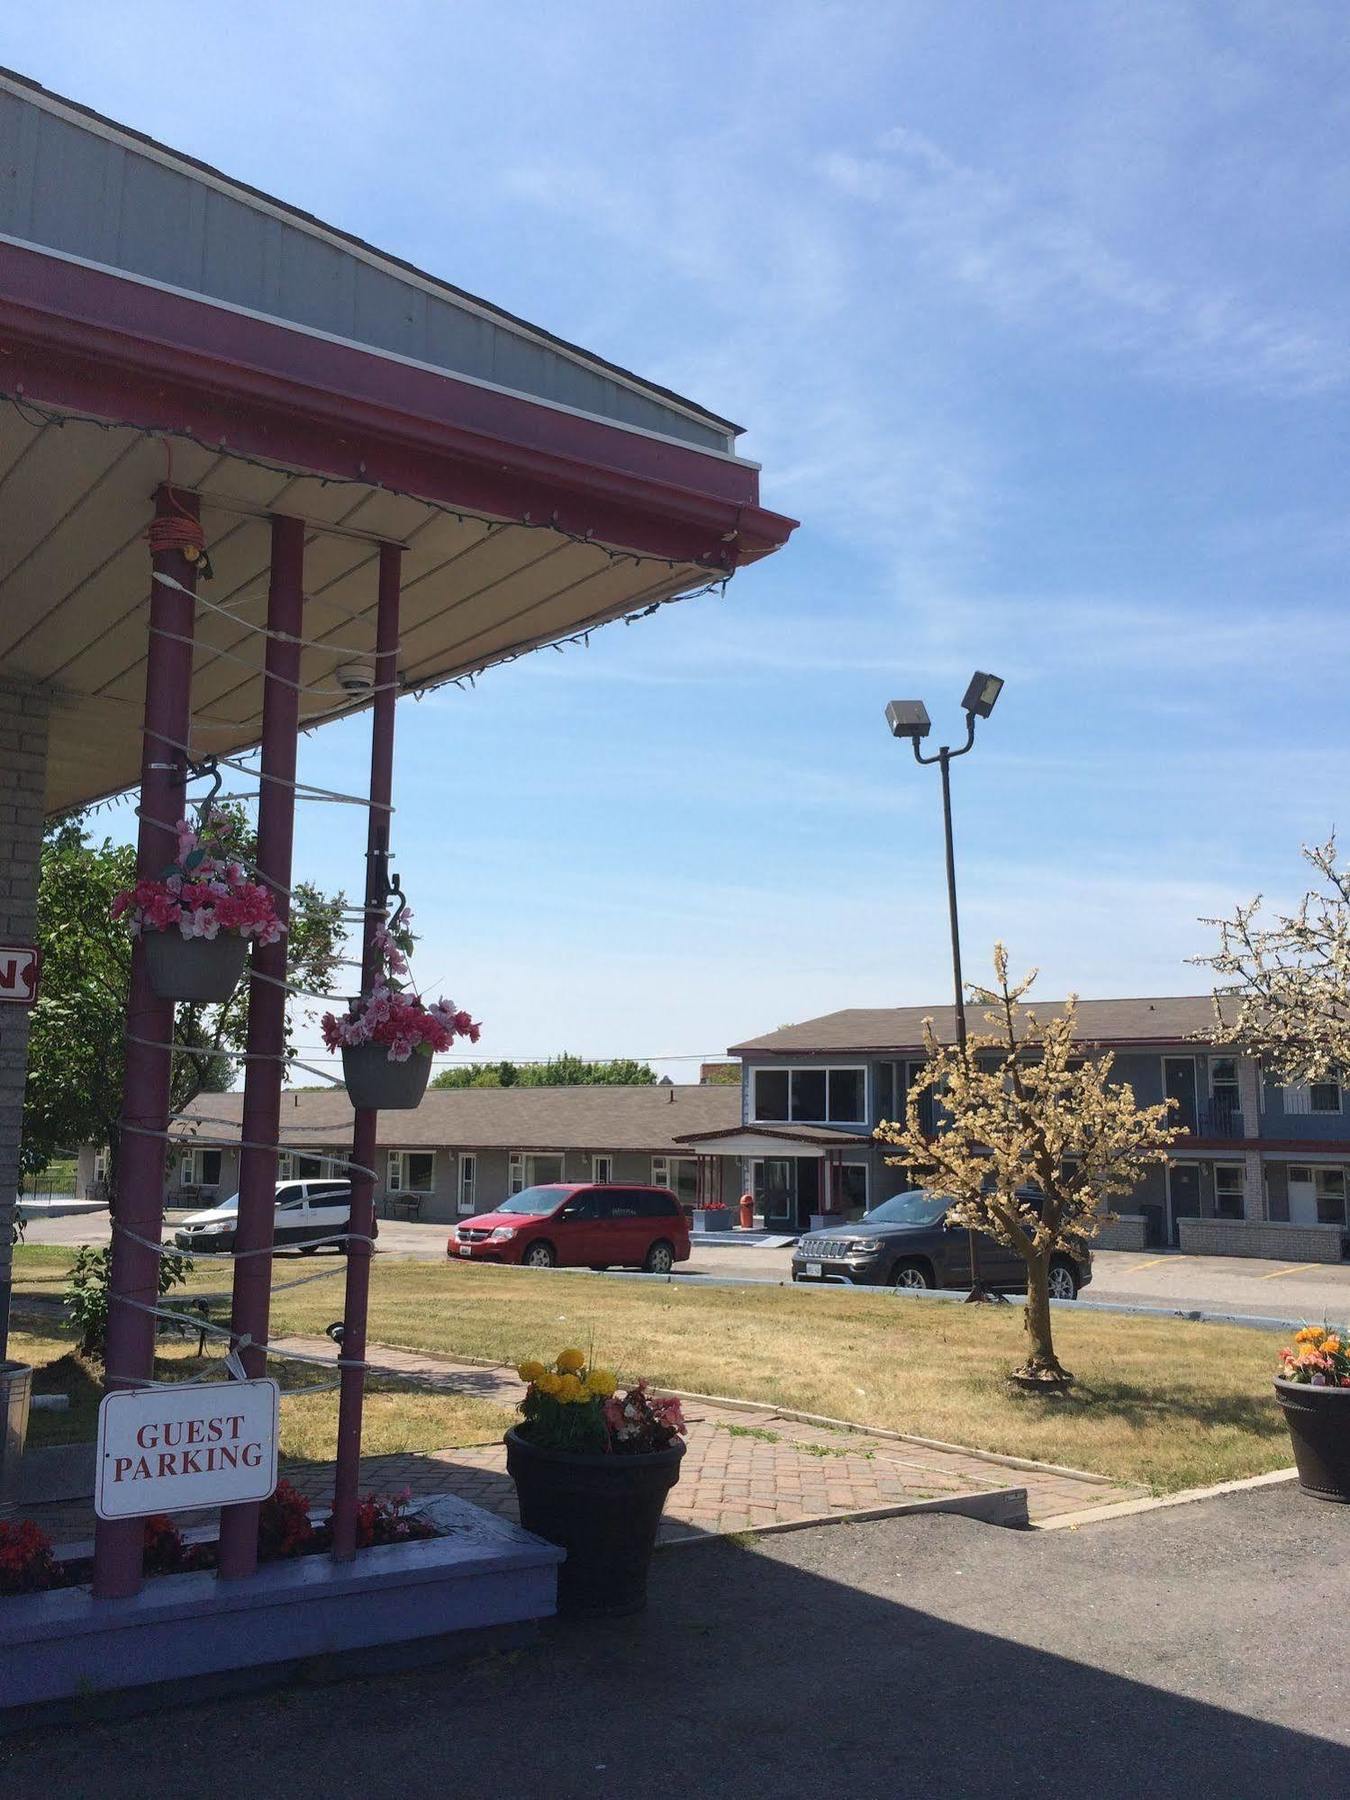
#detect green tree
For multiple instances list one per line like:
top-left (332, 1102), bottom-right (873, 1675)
top-left (24, 812), bottom-right (346, 1201)
top-left (431, 1053), bottom-right (656, 1090)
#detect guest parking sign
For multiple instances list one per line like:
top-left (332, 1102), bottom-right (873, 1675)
top-left (95, 1379), bottom-right (279, 1519)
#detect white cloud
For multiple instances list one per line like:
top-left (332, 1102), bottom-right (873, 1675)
top-left (819, 123), bottom-right (1348, 395)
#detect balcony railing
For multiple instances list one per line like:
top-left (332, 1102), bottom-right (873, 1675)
top-left (1186, 1099), bottom-right (1243, 1139)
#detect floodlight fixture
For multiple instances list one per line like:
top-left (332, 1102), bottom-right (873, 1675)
top-left (961, 671), bottom-right (1004, 719)
top-left (885, 699), bottom-right (932, 741)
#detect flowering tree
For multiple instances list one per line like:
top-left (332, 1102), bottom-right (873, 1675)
top-left (1194, 835), bottom-right (1350, 1086)
top-left (875, 947), bottom-right (1179, 1385)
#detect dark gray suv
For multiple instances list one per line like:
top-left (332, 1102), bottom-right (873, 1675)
top-left (791, 1188), bottom-right (1091, 1298)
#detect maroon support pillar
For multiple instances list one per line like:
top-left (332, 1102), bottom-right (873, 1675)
top-left (217, 514), bottom-right (305, 1578)
top-left (93, 488), bottom-right (199, 1600)
top-left (330, 541), bottom-right (401, 1560)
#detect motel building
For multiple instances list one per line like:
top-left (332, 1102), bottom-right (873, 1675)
top-left (0, 67), bottom-right (792, 1706)
top-left (118, 1081), bottom-right (745, 1222)
top-left (674, 997), bottom-right (1350, 1264)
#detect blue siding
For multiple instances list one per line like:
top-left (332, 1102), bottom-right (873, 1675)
top-left (1259, 1078), bottom-right (1350, 1141)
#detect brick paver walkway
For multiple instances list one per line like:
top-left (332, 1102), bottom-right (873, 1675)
top-left (270, 1338), bottom-right (1144, 1539)
top-left (23, 1338), bottom-right (1145, 1548)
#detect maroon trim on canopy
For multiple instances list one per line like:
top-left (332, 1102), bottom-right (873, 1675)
top-left (0, 240), bottom-right (797, 567)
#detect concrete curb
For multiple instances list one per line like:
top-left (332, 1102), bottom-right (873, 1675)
top-left (658, 1485), bottom-right (1030, 1546)
top-left (1035, 1465), bottom-right (1299, 1531)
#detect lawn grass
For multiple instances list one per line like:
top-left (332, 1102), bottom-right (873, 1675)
top-left (266, 1262), bottom-right (1292, 1494)
top-left (10, 1325), bottom-right (514, 1464)
top-left (9, 1247), bottom-right (1293, 1494)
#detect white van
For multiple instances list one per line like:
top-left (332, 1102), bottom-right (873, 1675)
top-left (173, 1178), bottom-right (369, 1254)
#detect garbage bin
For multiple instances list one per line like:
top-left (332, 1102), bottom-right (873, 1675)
top-left (0, 1361), bottom-right (33, 1514)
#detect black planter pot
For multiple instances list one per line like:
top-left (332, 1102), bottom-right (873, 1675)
top-left (1275, 1378), bottom-right (1350, 1503)
top-left (340, 1044), bottom-right (432, 1111)
top-left (143, 930), bottom-right (249, 1003)
top-left (505, 1427), bottom-right (685, 1617)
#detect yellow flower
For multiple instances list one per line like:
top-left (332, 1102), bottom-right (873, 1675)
top-left (517, 1360), bottom-right (547, 1383)
top-left (586, 1368), bottom-right (617, 1398)
top-left (1295, 1327), bottom-right (1325, 1346)
top-left (536, 1372), bottom-right (562, 1397)
top-left (555, 1348), bottom-right (587, 1374)
top-left (555, 1373), bottom-right (585, 1403)
top-left (1324, 1336), bottom-right (1342, 1355)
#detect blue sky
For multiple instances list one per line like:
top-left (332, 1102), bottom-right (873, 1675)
top-left (9, 2), bottom-right (1349, 1075)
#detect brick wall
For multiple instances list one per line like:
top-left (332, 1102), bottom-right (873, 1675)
top-left (1178, 1216), bottom-right (1345, 1263)
top-left (0, 680), bottom-right (50, 1357)
top-left (1094, 1214), bottom-right (1148, 1251)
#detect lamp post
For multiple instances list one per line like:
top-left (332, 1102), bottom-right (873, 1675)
top-left (885, 672), bottom-right (1004, 1303)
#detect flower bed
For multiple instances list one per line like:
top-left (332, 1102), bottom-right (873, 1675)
top-left (0, 1481), bottom-right (433, 1598)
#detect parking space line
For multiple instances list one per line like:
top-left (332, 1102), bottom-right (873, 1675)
top-left (1125, 1255), bottom-right (1169, 1273)
top-left (1257, 1263), bottom-right (1317, 1281)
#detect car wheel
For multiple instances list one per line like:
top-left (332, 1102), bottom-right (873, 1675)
top-left (1048, 1259), bottom-right (1079, 1301)
top-left (522, 1241), bottom-right (556, 1269)
top-left (892, 1260), bottom-right (934, 1291)
top-left (644, 1240), bottom-right (675, 1274)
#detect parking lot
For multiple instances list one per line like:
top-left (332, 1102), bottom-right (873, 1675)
top-left (20, 1201), bottom-right (1350, 1323)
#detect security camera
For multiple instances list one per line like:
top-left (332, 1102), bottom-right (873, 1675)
top-left (337, 663), bottom-right (376, 695)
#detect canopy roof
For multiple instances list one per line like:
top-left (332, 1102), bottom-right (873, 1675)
top-left (0, 72), bottom-right (795, 813)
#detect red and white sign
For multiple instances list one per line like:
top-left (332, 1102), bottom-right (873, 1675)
top-left (95, 1379), bottom-right (279, 1520)
top-left (0, 945), bottom-right (39, 1005)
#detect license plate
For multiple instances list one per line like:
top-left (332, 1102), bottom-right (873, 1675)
top-left (458, 1244), bottom-right (472, 1256)
top-left (805, 1261), bottom-right (822, 1278)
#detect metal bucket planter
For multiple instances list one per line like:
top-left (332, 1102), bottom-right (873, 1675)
top-left (1275, 1379), bottom-right (1350, 1502)
top-left (143, 929), bottom-right (249, 1003)
top-left (341, 1043), bottom-right (432, 1111)
top-left (504, 1427), bottom-right (685, 1617)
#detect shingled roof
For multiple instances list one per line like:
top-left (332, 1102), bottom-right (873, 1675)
top-left (174, 1082), bottom-right (739, 1153)
top-left (730, 995), bottom-right (1231, 1057)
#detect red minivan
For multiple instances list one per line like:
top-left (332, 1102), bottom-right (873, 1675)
top-left (448, 1183), bottom-right (691, 1273)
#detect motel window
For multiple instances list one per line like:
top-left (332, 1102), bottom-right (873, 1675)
top-left (179, 1148), bottom-right (222, 1188)
top-left (1284, 1078), bottom-right (1343, 1115)
top-left (1214, 1165), bottom-right (1244, 1220)
top-left (651, 1156), bottom-right (696, 1206)
top-left (751, 1066), bottom-right (867, 1125)
top-left (510, 1153), bottom-right (564, 1193)
top-left (387, 1151), bottom-right (436, 1193)
top-left (1211, 1059), bottom-right (1240, 1111)
top-left (458, 1155), bottom-right (476, 1216)
top-left (1316, 1169), bottom-right (1347, 1225)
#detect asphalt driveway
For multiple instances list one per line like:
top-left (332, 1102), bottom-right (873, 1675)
top-left (2, 1484), bottom-right (1346, 1797)
top-left (20, 1205), bottom-right (1350, 1322)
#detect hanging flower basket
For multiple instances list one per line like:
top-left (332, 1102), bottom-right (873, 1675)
top-left (111, 808), bottom-right (282, 1005)
top-left (321, 903), bottom-right (480, 1113)
top-left (143, 929), bottom-right (250, 1003)
top-left (505, 1351), bottom-right (687, 1617)
top-left (340, 1042), bottom-right (434, 1112)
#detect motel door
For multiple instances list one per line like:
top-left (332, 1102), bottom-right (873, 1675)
top-left (1167, 1163), bottom-right (1202, 1246)
top-left (753, 1159), bottom-right (795, 1228)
